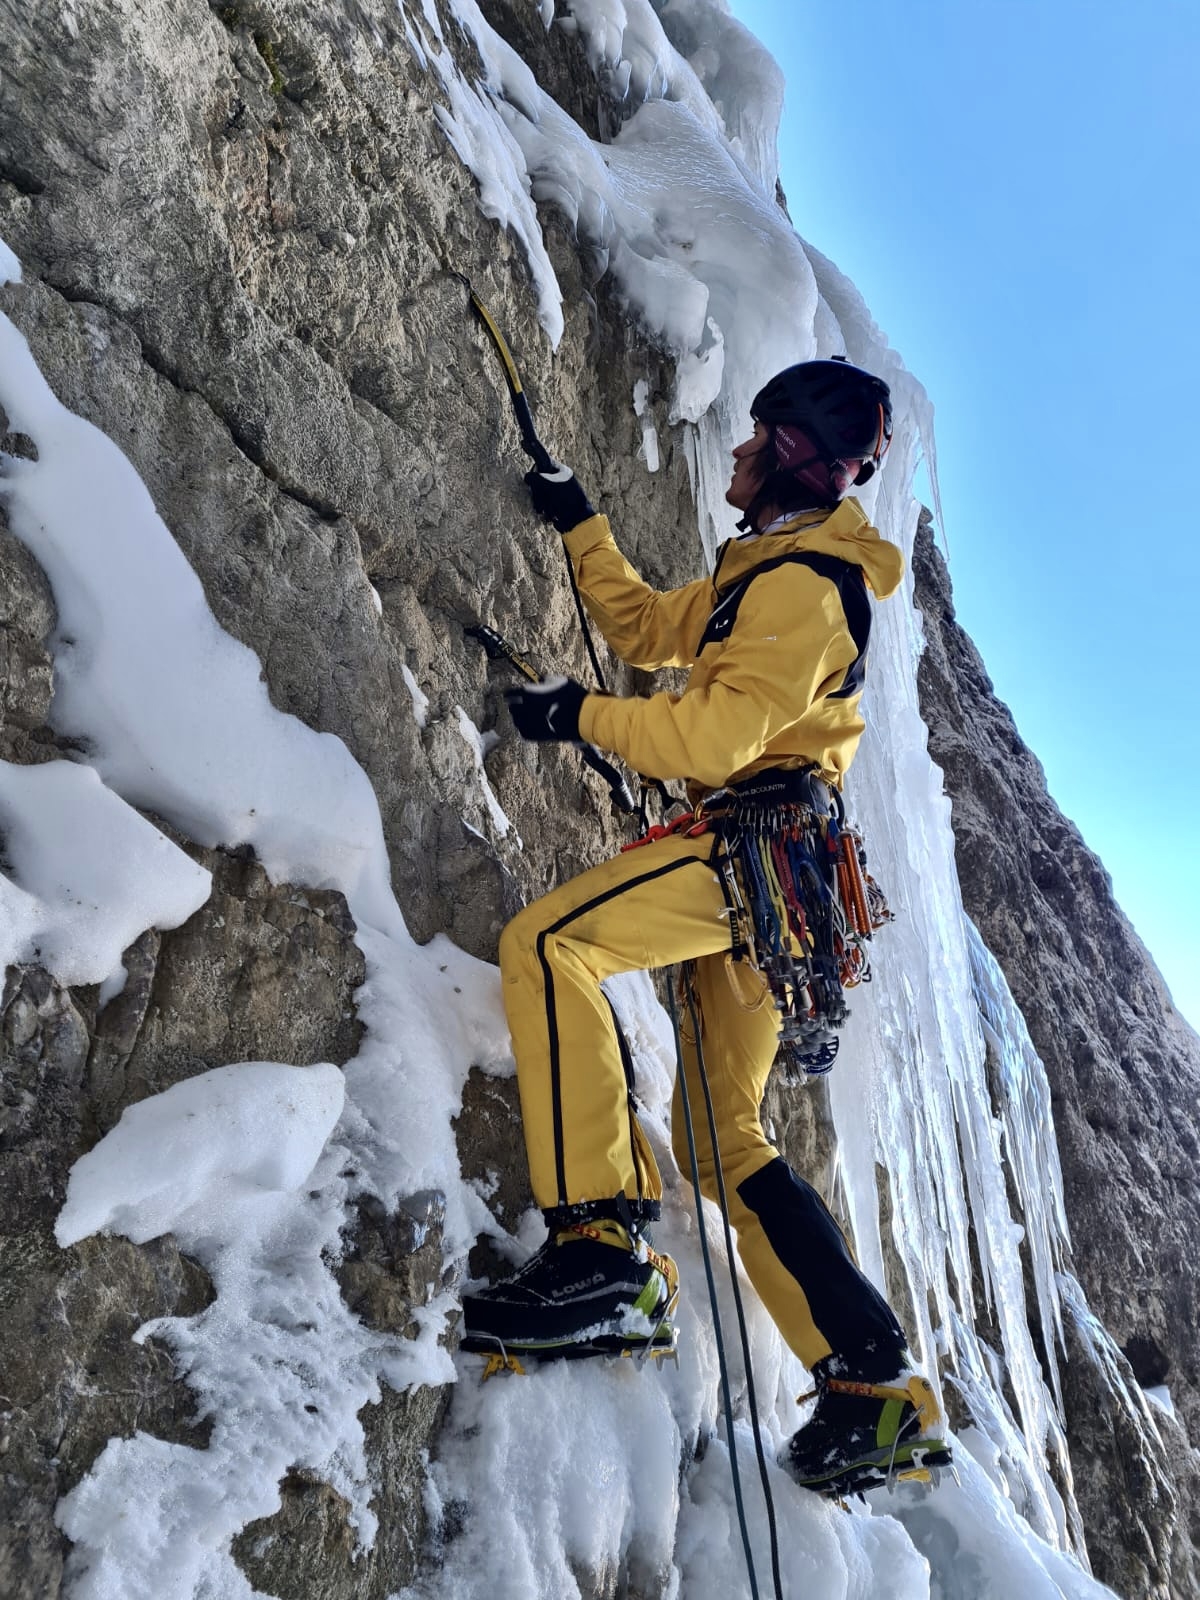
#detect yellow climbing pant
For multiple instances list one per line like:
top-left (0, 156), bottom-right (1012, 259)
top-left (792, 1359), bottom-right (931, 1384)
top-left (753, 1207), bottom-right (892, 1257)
top-left (498, 830), bottom-right (903, 1371)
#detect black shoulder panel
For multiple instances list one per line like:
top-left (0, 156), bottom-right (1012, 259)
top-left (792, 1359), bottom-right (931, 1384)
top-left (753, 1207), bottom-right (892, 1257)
top-left (697, 551), bottom-right (871, 700)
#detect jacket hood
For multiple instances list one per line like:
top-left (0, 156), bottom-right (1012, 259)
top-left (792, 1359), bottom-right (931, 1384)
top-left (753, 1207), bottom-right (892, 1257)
top-left (718, 497), bottom-right (905, 600)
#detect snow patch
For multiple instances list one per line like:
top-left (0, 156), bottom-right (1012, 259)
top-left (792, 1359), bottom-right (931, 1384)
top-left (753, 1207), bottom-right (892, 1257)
top-left (55, 1060), bottom-right (346, 1248)
top-left (0, 236), bottom-right (21, 285)
top-left (0, 757), bottom-right (211, 988)
top-left (0, 309), bottom-right (403, 944)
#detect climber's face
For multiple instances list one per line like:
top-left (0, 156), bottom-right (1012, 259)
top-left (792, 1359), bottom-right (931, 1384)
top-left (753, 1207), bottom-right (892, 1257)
top-left (725, 421), bottom-right (771, 512)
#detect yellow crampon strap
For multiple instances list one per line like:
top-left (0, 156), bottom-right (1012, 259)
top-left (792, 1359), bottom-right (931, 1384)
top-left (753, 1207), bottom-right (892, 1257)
top-left (797, 1374), bottom-right (945, 1432)
top-left (481, 1351), bottom-right (528, 1381)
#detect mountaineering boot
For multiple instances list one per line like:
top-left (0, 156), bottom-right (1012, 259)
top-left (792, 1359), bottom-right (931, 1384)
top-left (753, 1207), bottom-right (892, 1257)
top-left (785, 1357), bottom-right (953, 1496)
top-left (460, 1218), bottom-right (678, 1360)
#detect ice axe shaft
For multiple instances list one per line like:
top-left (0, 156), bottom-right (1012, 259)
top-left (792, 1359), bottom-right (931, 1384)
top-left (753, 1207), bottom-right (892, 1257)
top-left (465, 286), bottom-right (557, 474)
top-left (460, 276), bottom-right (610, 695)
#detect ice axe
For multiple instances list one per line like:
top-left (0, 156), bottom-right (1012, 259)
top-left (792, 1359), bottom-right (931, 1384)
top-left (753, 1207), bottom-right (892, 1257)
top-left (457, 276), bottom-right (609, 693)
top-left (462, 282), bottom-right (558, 475)
top-left (467, 622), bottom-right (636, 815)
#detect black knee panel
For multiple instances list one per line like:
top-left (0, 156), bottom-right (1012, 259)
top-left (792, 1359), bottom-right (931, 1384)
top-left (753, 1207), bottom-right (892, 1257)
top-left (737, 1157), bottom-right (906, 1372)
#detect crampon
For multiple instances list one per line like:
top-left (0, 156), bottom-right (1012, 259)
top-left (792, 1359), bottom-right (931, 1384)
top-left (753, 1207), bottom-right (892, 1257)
top-left (786, 1371), bottom-right (954, 1498)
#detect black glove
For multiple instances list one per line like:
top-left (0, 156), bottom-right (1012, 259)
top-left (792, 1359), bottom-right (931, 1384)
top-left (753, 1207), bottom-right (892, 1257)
top-left (504, 675), bottom-right (588, 742)
top-left (524, 465), bottom-right (596, 534)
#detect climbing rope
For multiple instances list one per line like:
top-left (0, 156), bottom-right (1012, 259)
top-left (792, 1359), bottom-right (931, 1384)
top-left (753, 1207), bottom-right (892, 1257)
top-left (665, 968), bottom-right (784, 1600)
top-left (681, 967), bottom-right (785, 1600)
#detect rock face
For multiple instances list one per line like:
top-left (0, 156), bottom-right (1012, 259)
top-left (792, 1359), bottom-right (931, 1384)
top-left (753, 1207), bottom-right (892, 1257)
top-left (913, 512), bottom-right (1200, 1598)
top-left (2, 1), bottom-right (1198, 1597)
top-left (0, 1), bottom-right (693, 1593)
top-left (0, 965), bottom-right (215, 1598)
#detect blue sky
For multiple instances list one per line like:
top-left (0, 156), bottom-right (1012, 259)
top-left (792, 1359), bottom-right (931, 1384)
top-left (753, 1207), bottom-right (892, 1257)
top-left (729, 0), bottom-right (1200, 1031)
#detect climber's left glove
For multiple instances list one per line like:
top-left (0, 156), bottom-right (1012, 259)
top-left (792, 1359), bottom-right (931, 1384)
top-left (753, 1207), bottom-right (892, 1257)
top-left (504, 675), bottom-right (588, 742)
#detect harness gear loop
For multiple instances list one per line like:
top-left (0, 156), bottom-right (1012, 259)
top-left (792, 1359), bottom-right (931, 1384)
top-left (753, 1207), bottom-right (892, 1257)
top-left (623, 766), bottom-right (894, 1078)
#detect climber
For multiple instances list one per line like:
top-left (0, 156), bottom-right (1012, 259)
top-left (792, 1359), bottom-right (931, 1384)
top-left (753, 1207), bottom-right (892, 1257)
top-left (460, 358), bottom-right (952, 1496)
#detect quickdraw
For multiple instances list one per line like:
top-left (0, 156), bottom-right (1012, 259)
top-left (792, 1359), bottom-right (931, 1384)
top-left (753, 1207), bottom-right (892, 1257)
top-left (708, 770), bottom-right (892, 1078)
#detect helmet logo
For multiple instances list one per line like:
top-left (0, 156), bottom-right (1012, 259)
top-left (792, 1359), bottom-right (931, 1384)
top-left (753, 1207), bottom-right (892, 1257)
top-left (773, 424), bottom-right (816, 472)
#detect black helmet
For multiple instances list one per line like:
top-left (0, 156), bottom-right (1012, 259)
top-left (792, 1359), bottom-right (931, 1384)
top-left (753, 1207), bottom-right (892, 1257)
top-left (751, 357), bottom-right (892, 485)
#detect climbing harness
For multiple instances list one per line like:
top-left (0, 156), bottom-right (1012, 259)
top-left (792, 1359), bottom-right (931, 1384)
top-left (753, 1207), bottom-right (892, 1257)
top-left (699, 766), bottom-right (892, 1078)
top-left (665, 966), bottom-right (784, 1600)
top-left (467, 622), bottom-right (637, 813)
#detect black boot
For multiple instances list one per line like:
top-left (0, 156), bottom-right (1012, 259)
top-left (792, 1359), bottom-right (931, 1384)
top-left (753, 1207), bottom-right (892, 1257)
top-left (460, 1218), bottom-right (678, 1360)
top-left (785, 1355), bottom-right (953, 1496)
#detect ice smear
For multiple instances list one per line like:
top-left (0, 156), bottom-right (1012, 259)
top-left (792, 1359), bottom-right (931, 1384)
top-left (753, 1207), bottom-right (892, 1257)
top-left (454, 704), bottom-right (517, 841)
top-left (633, 376), bottom-right (661, 471)
top-left (969, 921), bottom-right (1070, 1408)
top-left (1057, 1271), bottom-right (1164, 1455)
top-left (0, 757), bottom-right (211, 988)
top-left (401, 661), bottom-right (430, 728)
top-left (1144, 1385), bottom-right (1175, 1419)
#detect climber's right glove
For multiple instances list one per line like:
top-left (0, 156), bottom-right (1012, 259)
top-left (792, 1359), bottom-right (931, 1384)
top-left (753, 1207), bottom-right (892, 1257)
top-left (524, 464), bottom-right (597, 534)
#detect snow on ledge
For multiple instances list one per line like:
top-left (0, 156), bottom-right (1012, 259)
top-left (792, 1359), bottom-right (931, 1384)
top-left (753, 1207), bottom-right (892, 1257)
top-left (0, 758), bottom-right (212, 992)
top-left (55, 1060), bottom-right (346, 1247)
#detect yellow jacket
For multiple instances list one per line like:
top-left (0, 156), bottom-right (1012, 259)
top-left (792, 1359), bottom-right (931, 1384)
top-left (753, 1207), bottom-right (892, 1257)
top-left (567, 498), bottom-right (904, 792)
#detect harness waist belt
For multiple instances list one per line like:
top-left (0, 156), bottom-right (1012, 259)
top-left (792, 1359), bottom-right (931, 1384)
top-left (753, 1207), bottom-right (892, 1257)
top-left (718, 766), bottom-right (833, 815)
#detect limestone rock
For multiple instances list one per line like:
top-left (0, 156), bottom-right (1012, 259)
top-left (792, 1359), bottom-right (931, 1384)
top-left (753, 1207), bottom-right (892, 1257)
top-left (0, 968), bottom-right (213, 1600)
top-left (0, 521), bottom-right (57, 764)
top-left (87, 845), bottom-right (366, 1129)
